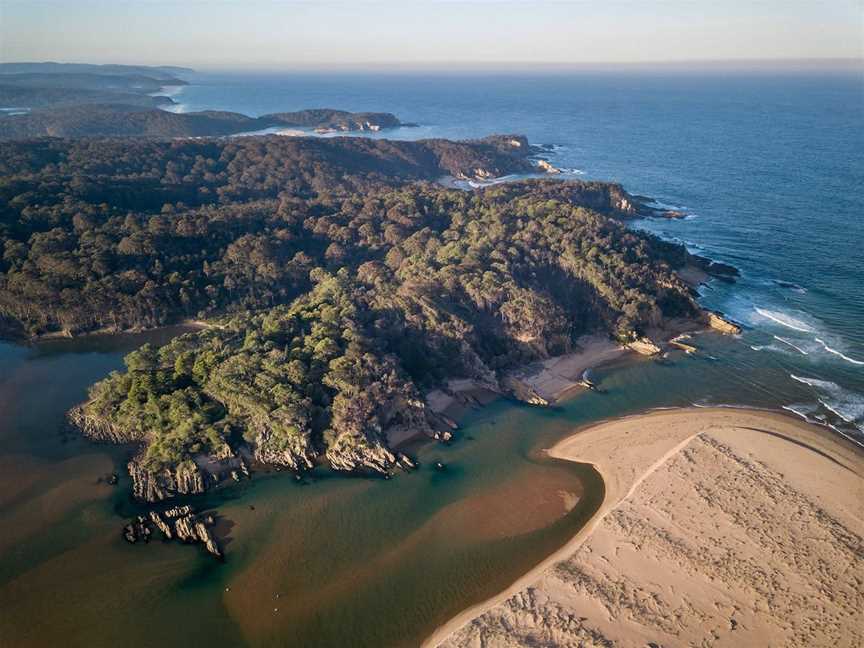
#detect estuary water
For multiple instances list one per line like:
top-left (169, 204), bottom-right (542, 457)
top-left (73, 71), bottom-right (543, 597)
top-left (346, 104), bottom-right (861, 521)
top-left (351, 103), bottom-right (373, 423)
top-left (1, 67), bottom-right (863, 647)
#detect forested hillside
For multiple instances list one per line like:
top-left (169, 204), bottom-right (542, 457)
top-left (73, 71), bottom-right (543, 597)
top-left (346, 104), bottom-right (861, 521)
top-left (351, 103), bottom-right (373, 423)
top-left (0, 105), bottom-right (411, 139)
top-left (1, 134), bottom-right (700, 498)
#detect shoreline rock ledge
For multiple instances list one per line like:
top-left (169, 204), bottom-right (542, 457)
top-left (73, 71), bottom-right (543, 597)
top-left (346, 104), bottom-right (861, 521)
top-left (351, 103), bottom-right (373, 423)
top-left (707, 312), bottom-right (742, 335)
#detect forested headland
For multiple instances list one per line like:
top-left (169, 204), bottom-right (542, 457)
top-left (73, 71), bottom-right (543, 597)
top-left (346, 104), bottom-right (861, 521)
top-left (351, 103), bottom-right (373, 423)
top-left (1, 133), bottom-right (704, 499)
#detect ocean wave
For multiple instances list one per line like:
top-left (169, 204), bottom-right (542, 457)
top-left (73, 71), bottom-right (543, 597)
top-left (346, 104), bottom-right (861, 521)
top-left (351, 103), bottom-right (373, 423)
top-left (691, 401), bottom-right (765, 411)
top-left (754, 307), bottom-right (815, 333)
top-left (782, 403), bottom-right (820, 425)
top-left (772, 279), bottom-right (807, 293)
top-left (789, 374), bottom-right (864, 430)
top-left (558, 167), bottom-right (586, 176)
top-left (647, 199), bottom-right (687, 211)
top-left (814, 337), bottom-right (864, 366)
top-left (781, 404), bottom-right (864, 446)
top-left (750, 343), bottom-right (783, 353)
top-left (773, 335), bottom-right (809, 355)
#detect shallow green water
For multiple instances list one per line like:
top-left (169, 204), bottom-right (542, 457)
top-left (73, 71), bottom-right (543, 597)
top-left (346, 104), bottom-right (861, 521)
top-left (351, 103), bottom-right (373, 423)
top-left (0, 328), bottom-right (840, 647)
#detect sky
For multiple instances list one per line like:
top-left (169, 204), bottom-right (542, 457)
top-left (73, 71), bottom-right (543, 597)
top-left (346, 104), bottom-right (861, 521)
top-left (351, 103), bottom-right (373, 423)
top-left (1, 0), bottom-right (862, 68)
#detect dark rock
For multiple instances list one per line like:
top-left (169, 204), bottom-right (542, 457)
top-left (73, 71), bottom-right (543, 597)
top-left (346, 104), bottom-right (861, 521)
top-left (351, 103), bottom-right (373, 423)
top-left (127, 458), bottom-right (206, 502)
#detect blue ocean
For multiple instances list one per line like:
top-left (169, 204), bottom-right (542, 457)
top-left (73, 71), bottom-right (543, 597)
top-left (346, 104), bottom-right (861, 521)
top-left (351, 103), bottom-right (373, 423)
top-left (168, 68), bottom-right (864, 440)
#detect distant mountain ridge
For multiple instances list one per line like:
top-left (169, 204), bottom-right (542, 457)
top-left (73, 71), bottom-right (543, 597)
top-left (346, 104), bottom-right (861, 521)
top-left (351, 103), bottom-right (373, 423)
top-left (0, 62), bottom-right (420, 139)
top-left (0, 62), bottom-right (194, 79)
top-left (0, 62), bottom-right (191, 113)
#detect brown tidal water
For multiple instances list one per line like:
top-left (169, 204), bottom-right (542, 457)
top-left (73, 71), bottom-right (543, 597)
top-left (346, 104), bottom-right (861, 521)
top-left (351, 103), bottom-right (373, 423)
top-left (0, 327), bottom-right (837, 647)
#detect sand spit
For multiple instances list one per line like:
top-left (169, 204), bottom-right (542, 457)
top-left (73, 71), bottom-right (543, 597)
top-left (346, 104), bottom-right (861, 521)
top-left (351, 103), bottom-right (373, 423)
top-left (429, 408), bottom-right (864, 648)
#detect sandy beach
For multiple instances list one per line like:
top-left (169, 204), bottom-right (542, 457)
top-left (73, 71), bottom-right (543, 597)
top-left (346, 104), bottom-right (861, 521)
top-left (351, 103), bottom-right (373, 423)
top-left (505, 334), bottom-right (626, 403)
top-left (428, 408), bottom-right (864, 647)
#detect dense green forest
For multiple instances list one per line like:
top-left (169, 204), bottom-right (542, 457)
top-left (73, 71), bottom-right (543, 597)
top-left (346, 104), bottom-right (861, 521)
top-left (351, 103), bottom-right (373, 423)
top-left (1, 134), bottom-right (700, 498)
top-left (0, 104), bottom-right (411, 139)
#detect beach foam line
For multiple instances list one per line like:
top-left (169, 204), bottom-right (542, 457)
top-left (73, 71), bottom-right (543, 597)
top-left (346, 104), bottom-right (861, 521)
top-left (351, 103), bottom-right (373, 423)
top-left (815, 337), bottom-right (864, 366)
top-left (790, 373), bottom-right (835, 389)
top-left (782, 403), bottom-right (820, 425)
top-left (790, 374), bottom-right (864, 431)
top-left (755, 308), bottom-right (815, 333)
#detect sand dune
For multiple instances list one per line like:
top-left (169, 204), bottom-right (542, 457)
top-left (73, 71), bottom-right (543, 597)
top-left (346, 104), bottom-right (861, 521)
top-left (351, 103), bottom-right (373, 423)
top-left (429, 408), bottom-right (864, 647)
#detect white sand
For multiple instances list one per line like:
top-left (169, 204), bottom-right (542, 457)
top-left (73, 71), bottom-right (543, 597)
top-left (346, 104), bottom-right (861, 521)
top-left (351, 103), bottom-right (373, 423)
top-left (505, 334), bottom-right (625, 403)
top-left (428, 408), bottom-right (864, 648)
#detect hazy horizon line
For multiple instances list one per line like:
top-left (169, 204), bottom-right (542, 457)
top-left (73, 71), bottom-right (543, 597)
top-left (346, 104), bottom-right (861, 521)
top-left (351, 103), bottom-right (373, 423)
top-left (2, 57), bottom-right (862, 73)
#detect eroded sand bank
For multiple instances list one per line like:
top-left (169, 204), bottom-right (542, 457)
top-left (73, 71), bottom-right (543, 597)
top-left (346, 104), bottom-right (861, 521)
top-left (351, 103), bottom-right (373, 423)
top-left (429, 408), bottom-right (864, 648)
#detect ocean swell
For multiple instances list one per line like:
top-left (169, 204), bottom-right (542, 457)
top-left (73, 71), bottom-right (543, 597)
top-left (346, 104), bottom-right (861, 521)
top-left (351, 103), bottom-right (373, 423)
top-left (754, 308), bottom-right (815, 333)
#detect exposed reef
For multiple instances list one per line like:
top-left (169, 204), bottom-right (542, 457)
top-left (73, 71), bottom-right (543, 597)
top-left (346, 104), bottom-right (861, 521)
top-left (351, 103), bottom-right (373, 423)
top-left (122, 504), bottom-right (222, 558)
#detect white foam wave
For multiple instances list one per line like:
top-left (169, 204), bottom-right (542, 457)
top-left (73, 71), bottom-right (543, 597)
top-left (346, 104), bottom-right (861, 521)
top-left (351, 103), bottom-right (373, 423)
top-left (647, 199), bottom-right (687, 211)
top-left (789, 374), bottom-right (864, 430)
top-left (773, 336), bottom-right (809, 355)
top-left (750, 344), bottom-right (782, 353)
top-left (782, 403), bottom-right (819, 425)
top-left (754, 308), bottom-right (815, 333)
top-left (814, 338), bottom-right (864, 366)
top-left (790, 374), bottom-right (833, 389)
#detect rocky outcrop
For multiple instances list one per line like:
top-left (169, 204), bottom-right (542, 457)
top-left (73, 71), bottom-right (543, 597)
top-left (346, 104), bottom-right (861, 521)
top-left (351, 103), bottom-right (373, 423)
top-left (534, 159), bottom-right (561, 174)
top-left (626, 336), bottom-right (662, 356)
top-left (128, 458), bottom-right (207, 502)
top-left (122, 516), bottom-right (152, 544)
top-left (148, 510), bottom-right (173, 539)
top-left (707, 312), bottom-right (742, 335)
top-left (690, 254), bottom-right (740, 282)
top-left (502, 375), bottom-right (551, 406)
top-left (126, 505), bottom-right (221, 558)
top-left (265, 109), bottom-right (404, 132)
top-left (67, 406), bottom-right (137, 443)
top-left (326, 438), bottom-right (397, 474)
top-left (669, 334), bottom-right (698, 354)
top-left (251, 423), bottom-right (316, 471)
top-left (615, 196), bottom-right (637, 215)
top-left (396, 453), bottom-right (417, 471)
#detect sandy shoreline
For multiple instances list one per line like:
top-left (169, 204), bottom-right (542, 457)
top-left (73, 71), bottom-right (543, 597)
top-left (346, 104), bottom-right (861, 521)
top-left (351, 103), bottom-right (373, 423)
top-left (427, 407), bottom-right (864, 647)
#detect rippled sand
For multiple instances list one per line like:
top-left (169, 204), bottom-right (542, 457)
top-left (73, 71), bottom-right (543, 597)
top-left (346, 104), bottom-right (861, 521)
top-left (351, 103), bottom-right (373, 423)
top-left (430, 408), bottom-right (864, 648)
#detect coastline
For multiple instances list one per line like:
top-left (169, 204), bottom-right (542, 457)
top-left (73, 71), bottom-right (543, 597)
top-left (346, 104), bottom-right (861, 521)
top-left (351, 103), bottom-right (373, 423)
top-left (425, 407), bottom-right (864, 647)
top-left (14, 318), bottom-right (212, 344)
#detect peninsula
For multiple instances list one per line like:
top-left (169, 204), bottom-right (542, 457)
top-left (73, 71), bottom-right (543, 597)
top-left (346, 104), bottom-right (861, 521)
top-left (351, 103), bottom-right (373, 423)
top-left (0, 131), bottom-right (733, 505)
top-left (0, 63), bottom-right (411, 138)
